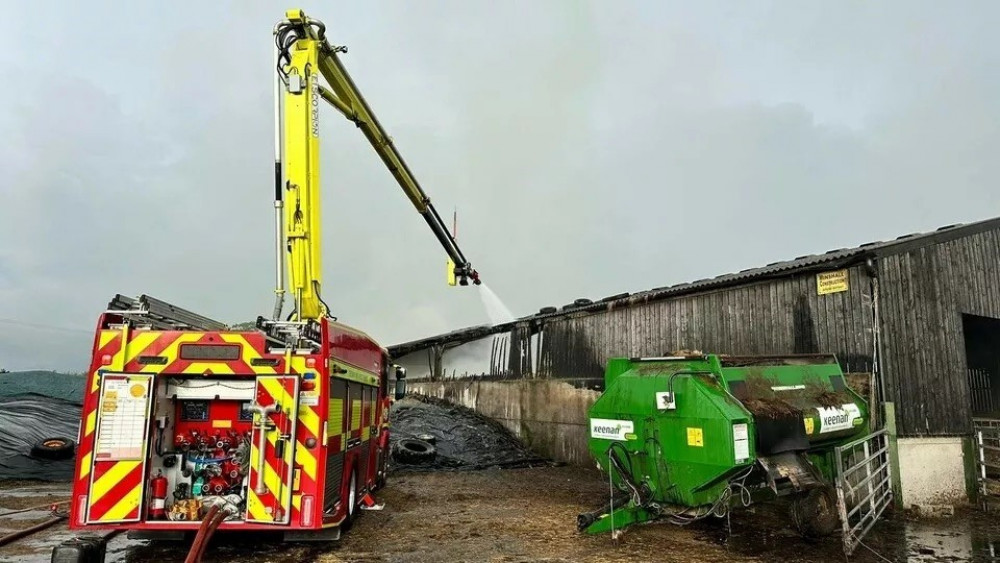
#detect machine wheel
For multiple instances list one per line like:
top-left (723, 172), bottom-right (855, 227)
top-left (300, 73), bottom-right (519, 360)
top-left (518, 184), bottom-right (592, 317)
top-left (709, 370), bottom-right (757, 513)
top-left (415, 433), bottom-right (437, 445)
top-left (790, 487), bottom-right (840, 538)
top-left (392, 439), bottom-right (436, 464)
top-left (31, 437), bottom-right (75, 460)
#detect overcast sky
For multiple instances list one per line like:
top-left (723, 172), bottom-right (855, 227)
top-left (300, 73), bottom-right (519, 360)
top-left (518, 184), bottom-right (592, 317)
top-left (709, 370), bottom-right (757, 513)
top-left (1, 1), bottom-right (998, 372)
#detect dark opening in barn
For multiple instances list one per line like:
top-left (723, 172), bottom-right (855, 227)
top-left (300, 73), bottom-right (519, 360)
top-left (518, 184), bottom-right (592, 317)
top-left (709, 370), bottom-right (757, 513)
top-left (964, 313), bottom-right (1000, 417)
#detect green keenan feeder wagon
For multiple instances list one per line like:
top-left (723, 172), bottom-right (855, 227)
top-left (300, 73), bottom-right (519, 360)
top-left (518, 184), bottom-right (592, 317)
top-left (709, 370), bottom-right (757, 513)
top-left (577, 353), bottom-right (869, 537)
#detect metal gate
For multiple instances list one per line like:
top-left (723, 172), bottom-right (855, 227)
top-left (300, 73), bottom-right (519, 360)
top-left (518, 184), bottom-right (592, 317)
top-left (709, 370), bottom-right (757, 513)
top-left (974, 418), bottom-right (1000, 510)
top-left (834, 429), bottom-right (893, 556)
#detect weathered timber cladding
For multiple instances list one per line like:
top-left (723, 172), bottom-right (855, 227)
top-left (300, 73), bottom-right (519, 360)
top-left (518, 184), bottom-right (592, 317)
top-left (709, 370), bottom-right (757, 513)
top-left (394, 218), bottom-right (1000, 439)
top-left (537, 264), bottom-right (875, 380)
top-left (879, 229), bottom-right (1000, 435)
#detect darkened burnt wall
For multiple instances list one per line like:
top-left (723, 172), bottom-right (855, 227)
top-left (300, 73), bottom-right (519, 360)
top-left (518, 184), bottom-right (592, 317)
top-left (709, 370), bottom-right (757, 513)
top-left (877, 229), bottom-right (1000, 436)
top-left (404, 227), bottom-right (1000, 438)
top-left (533, 264), bottom-right (875, 380)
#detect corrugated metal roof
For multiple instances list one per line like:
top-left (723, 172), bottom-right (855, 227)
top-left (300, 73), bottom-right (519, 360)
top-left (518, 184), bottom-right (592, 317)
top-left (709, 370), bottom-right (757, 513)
top-left (388, 216), bottom-right (1000, 357)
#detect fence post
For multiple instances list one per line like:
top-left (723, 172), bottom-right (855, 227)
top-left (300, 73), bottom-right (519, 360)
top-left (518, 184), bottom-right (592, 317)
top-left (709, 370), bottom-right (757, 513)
top-left (978, 430), bottom-right (987, 511)
top-left (884, 402), bottom-right (903, 508)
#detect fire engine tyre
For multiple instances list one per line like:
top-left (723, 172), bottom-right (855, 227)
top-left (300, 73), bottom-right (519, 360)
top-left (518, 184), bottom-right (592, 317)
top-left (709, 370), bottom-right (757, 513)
top-left (790, 486), bottom-right (840, 538)
top-left (30, 437), bottom-right (75, 461)
top-left (393, 439), bottom-right (436, 464)
top-left (342, 469), bottom-right (358, 532)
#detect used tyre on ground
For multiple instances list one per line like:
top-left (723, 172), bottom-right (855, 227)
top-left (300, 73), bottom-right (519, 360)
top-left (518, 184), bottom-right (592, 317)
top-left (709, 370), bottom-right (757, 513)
top-left (31, 437), bottom-right (75, 461)
top-left (392, 438), bottom-right (436, 464)
top-left (415, 433), bottom-right (437, 445)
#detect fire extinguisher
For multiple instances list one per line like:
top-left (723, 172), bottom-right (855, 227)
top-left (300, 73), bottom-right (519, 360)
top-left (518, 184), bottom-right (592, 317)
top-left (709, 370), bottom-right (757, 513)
top-left (149, 470), bottom-right (168, 520)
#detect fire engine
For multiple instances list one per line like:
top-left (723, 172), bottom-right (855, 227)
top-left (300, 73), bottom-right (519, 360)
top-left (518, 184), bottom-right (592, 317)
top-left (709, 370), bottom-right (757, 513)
top-left (67, 9), bottom-right (480, 543)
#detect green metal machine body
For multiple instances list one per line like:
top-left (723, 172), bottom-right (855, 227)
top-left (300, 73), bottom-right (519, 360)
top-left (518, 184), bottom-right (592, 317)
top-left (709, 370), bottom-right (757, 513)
top-left (579, 353), bottom-right (869, 535)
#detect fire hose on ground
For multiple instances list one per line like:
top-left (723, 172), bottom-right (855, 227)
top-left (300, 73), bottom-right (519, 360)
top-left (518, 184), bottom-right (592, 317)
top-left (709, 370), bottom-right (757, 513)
top-left (184, 503), bottom-right (230, 563)
top-left (0, 501), bottom-right (72, 548)
top-left (0, 515), bottom-right (66, 548)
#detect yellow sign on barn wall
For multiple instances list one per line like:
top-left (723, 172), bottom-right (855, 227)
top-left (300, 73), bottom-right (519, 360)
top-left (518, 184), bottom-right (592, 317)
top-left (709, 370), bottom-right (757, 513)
top-left (817, 270), bottom-right (849, 295)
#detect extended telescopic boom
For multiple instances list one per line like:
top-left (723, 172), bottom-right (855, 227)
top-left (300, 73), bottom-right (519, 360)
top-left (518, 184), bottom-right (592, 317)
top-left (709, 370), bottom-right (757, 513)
top-left (271, 9), bottom-right (481, 322)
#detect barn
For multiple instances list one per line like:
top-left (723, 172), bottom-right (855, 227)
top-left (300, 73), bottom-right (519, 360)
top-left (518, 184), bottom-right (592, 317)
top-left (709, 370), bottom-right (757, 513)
top-left (390, 215), bottom-right (1000, 510)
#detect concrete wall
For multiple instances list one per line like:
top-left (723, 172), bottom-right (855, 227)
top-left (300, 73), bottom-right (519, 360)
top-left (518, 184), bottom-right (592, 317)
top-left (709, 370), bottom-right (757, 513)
top-left (896, 437), bottom-right (969, 510)
top-left (410, 379), bottom-right (600, 466)
top-left (411, 382), bottom-right (973, 513)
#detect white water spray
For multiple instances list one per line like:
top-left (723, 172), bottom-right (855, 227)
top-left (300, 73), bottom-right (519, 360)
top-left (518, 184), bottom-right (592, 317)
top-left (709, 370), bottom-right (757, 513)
top-left (478, 283), bottom-right (515, 325)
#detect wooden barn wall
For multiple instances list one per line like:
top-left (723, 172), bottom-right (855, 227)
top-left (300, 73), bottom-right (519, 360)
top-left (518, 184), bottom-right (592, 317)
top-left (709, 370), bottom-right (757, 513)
top-left (878, 229), bottom-right (1000, 436)
top-left (534, 264), bottom-right (876, 382)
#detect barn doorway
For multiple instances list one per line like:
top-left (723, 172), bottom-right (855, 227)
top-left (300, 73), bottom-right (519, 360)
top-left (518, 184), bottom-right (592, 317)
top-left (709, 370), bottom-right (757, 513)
top-left (964, 314), bottom-right (1000, 417)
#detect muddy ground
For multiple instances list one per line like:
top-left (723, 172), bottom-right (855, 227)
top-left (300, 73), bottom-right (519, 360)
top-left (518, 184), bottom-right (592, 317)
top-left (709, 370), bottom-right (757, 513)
top-left (2, 396), bottom-right (997, 562)
top-left (3, 467), bottom-right (1000, 563)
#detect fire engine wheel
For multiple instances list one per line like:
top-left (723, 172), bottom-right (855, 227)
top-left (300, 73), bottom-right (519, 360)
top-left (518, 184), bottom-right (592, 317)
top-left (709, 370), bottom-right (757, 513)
top-left (342, 469), bottom-right (358, 531)
top-left (790, 486), bottom-right (840, 538)
top-left (393, 439), bottom-right (436, 464)
top-left (30, 437), bottom-right (75, 461)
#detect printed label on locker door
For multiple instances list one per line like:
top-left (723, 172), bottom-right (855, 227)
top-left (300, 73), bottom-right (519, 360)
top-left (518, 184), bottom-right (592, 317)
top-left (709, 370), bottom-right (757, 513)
top-left (733, 423), bottom-right (750, 462)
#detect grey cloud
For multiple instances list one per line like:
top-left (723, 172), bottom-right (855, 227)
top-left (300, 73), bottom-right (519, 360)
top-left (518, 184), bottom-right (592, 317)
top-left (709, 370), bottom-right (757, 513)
top-left (1, 1), bottom-right (998, 371)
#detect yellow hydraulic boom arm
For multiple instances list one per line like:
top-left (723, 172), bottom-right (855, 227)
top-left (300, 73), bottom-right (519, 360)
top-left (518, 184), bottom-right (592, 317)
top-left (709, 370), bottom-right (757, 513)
top-left (272, 9), bottom-right (480, 322)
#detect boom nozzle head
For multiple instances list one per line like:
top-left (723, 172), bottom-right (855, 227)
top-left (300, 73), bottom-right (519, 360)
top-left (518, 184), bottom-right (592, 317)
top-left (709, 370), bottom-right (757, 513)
top-left (453, 264), bottom-right (481, 287)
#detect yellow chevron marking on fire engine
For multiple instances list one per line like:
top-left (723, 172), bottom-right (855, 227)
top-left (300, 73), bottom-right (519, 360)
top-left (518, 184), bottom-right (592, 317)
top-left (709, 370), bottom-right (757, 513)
top-left (221, 334), bottom-right (277, 374)
top-left (147, 334), bottom-right (205, 373)
top-left (252, 445), bottom-right (299, 512)
top-left (246, 376), bottom-right (303, 521)
top-left (288, 355), bottom-right (310, 372)
top-left (112, 325), bottom-right (129, 371)
top-left (258, 423), bottom-right (317, 481)
top-left (295, 442), bottom-right (317, 481)
top-left (91, 460), bottom-right (141, 501)
top-left (246, 489), bottom-right (271, 521)
top-left (260, 377), bottom-right (296, 413)
top-left (80, 452), bottom-right (92, 479)
top-left (91, 372), bottom-right (100, 393)
top-left (183, 362), bottom-right (235, 375)
top-left (99, 330), bottom-right (117, 348)
top-left (123, 332), bottom-right (162, 365)
top-left (85, 411), bottom-right (96, 437)
top-left (247, 442), bottom-right (282, 522)
top-left (99, 484), bottom-right (142, 521)
top-left (298, 404), bottom-right (320, 438)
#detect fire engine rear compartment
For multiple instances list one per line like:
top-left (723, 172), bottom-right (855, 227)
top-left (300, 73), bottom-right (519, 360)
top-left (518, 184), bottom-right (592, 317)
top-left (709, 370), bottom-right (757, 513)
top-left (83, 372), bottom-right (309, 532)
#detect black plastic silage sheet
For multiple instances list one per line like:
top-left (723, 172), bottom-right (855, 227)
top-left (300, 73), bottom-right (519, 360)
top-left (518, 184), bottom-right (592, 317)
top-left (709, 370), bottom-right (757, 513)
top-left (0, 394), bottom-right (81, 481)
top-left (0, 380), bottom-right (546, 480)
top-left (388, 395), bottom-right (548, 471)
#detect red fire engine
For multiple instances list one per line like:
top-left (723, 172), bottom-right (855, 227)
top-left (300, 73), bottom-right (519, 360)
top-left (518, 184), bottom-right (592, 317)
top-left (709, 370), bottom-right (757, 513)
top-left (67, 8), bottom-right (479, 543)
